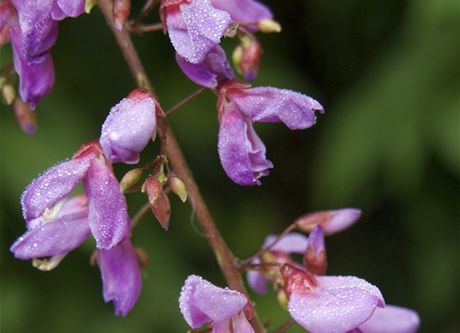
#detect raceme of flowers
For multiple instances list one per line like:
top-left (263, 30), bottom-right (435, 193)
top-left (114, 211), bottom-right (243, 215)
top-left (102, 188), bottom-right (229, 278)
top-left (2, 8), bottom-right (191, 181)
top-left (4, 0), bottom-right (420, 332)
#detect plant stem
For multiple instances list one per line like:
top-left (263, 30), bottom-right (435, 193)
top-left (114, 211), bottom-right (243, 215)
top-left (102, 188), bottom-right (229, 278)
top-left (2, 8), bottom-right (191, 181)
top-left (99, 1), bottom-right (263, 332)
top-left (131, 202), bottom-right (151, 227)
top-left (165, 88), bottom-right (206, 118)
top-left (129, 22), bottom-right (163, 34)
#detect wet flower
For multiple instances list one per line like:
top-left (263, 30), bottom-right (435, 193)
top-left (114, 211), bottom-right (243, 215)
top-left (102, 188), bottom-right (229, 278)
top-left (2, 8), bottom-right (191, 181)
top-left (161, 0), bottom-right (232, 64)
top-left (217, 81), bottom-right (324, 185)
top-left (179, 275), bottom-right (254, 333)
top-left (281, 264), bottom-right (385, 333)
top-left (354, 304), bottom-right (420, 333)
top-left (211, 0), bottom-right (272, 31)
top-left (176, 45), bottom-right (235, 88)
top-left (100, 89), bottom-right (157, 164)
top-left (18, 141), bottom-right (129, 249)
top-left (2, 0), bottom-right (85, 108)
top-left (295, 208), bottom-right (362, 235)
top-left (247, 232), bottom-right (309, 294)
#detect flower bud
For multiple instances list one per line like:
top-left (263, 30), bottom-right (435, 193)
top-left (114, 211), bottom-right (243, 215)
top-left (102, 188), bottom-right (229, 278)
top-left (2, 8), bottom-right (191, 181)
top-left (100, 88), bottom-right (156, 164)
top-left (32, 253), bottom-right (67, 271)
top-left (168, 176), bottom-right (187, 202)
top-left (2, 83), bottom-right (15, 105)
top-left (238, 37), bottom-right (261, 81)
top-left (85, 0), bottom-right (97, 13)
top-left (13, 98), bottom-right (37, 135)
top-left (143, 176), bottom-right (162, 204)
top-left (303, 225), bottom-right (327, 275)
top-left (257, 19), bottom-right (282, 33)
top-left (113, 0), bottom-right (131, 31)
top-left (0, 24), bottom-right (9, 46)
top-left (151, 191), bottom-right (171, 231)
top-left (295, 208), bottom-right (361, 235)
top-left (280, 264), bottom-right (317, 297)
top-left (120, 168), bottom-right (143, 192)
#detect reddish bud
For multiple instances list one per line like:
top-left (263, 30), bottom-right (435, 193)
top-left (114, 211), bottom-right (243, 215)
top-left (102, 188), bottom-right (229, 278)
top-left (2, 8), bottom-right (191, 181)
top-left (12, 98), bottom-right (36, 135)
top-left (151, 191), bottom-right (171, 231)
top-left (0, 24), bottom-right (9, 46)
top-left (238, 37), bottom-right (261, 81)
top-left (303, 225), bottom-right (327, 275)
top-left (280, 264), bottom-right (317, 297)
top-left (144, 176), bottom-right (163, 204)
top-left (113, 0), bottom-right (131, 31)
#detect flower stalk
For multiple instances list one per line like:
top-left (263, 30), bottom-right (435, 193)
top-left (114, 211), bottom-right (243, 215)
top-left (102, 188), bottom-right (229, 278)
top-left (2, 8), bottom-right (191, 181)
top-left (98, 1), bottom-right (263, 331)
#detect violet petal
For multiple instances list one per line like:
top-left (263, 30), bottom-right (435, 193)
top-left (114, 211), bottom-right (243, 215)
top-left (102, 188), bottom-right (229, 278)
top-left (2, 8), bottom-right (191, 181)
top-left (176, 45), bottom-right (235, 88)
top-left (83, 158), bottom-right (130, 249)
top-left (166, 0), bottom-right (232, 64)
top-left (21, 154), bottom-right (94, 222)
top-left (358, 305), bottom-right (420, 333)
top-left (179, 275), bottom-right (247, 328)
top-left (11, 209), bottom-right (90, 259)
top-left (97, 238), bottom-right (142, 316)
top-left (211, 0), bottom-right (272, 31)
top-left (230, 87), bottom-right (324, 130)
top-left (263, 232), bottom-right (309, 254)
top-left (54, 0), bottom-right (85, 19)
top-left (289, 276), bottom-right (384, 333)
top-left (100, 89), bottom-right (156, 164)
top-left (218, 104), bottom-right (273, 185)
top-left (324, 208), bottom-right (362, 235)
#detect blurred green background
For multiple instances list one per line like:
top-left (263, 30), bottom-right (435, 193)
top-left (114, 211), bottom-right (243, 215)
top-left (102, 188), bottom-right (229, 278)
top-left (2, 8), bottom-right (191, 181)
top-left (1, 0), bottom-right (459, 332)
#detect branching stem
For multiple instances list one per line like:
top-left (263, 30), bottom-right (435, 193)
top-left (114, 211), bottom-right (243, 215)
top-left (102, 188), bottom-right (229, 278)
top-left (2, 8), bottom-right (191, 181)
top-left (99, 1), bottom-right (263, 332)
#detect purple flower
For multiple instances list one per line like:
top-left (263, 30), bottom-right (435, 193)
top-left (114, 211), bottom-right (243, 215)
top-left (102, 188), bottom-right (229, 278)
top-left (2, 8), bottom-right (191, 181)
top-left (100, 89), bottom-right (157, 164)
top-left (11, 193), bottom-right (142, 316)
top-left (295, 208), bottom-right (362, 235)
top-left (3, 0), bottom-right (85, 108)
top-left (161, 0), bottom-right (232, 64)
top-left (211, 0), bottom-right (272, 31)
top-left (355, 305), bottom-right (420, 333)
top-left (97, 238), bottom-right (142, 316)
top-left (179, 275), bottom-right (254, 333)
top-left (17, 141), bottom-right (129, 249)
top-left (217, 81), bottom-right (324, 185)
top-left (176, 45), bottom-right (235, 88)
top-left (247, 232), bottom-right (309, 294)
top-left (281, 264), bottom-right (385, 333)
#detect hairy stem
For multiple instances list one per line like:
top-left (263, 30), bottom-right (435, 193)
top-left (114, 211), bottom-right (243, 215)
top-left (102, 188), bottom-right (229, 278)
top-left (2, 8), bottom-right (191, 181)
top-left (165, 87), bottom-right (206, 118)
top-left (99, 1), bottom-right (263, 332)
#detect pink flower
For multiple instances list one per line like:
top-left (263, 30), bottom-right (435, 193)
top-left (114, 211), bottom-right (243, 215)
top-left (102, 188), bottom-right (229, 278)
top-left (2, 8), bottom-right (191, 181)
top-left (100, 89), bottom-right (157, 164)
top-left (179, 275), bottom-right (254, 333)
top-left (162, 0), bottom-right (232, 64)
top-left (217, 81), bottom-right (324, 185)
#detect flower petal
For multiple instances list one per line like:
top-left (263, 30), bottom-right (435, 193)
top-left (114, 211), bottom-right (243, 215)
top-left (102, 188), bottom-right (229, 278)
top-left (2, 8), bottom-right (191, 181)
top-left (358, 305), bottom-right (420, 333)
top-left (176, 45), bottom-right (235, 88)
top-left (323, 208), bottom-right (362, 235)
top-left (263, 232), bottom-right (309, 254)
top-left (231, 312), bottom-right (255, 333)
top-left (83, 158), bottom-right (130, 249)
top-left (230, 87), bottom-right (324, 130)
top-left (12, 50), bottom-right (55, 109)
top-left (54, 0), bottom-right (85, 19)
top-left (10, 209), bottom-right (90, 259)
top-left (166, 0), bottom-right (232, 64)
top-left (97, 238), bottom-right (142, 316)
top-left (179, 275), bottom-right (247, 328)
top-left (218, 105), bottom-right (273, 185)
top-left (247, 258), bottom-right (268, 294)
top-left (100, 89), bottom-right (156, 164)
top-left (211, 0), bottom-right (272, 31)
top-left (289, 275), bottom-right (384, 333)
top-left (21, 154), bottom-right (94, 221)
top-left (10, 0), bottom-right (58, 59)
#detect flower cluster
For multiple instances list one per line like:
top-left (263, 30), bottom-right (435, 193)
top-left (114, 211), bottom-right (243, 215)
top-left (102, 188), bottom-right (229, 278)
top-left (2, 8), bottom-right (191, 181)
top-left (10, 89), bottom-right (157, 315)
top-left (1, 0), bottom-right (86, 108)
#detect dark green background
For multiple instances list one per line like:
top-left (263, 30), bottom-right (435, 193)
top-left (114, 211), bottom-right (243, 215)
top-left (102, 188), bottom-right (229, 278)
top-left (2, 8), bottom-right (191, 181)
top-left (1, 0), bottom-right (459, 332)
